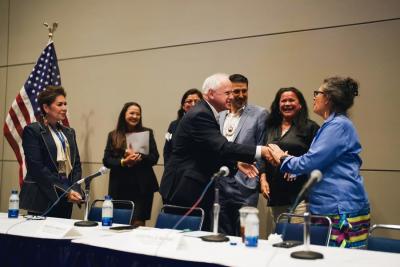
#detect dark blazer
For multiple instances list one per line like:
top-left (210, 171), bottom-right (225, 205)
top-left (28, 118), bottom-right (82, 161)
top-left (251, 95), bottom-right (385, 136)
top-left (20, 122), bottom-right (82, 214)
top-left (159, 100), bottom-right (256, 209)
top-left (103, 128), bottom-right (159, 196)
top-left (163, 119), bottom-right (179, 166)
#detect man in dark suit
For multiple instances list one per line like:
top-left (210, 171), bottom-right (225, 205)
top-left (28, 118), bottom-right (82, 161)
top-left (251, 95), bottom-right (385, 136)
top-left (159, 73), bottom-right (270, 230)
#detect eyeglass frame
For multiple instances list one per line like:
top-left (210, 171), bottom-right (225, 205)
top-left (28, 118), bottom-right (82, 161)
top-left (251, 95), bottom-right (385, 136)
top-left (184, 99), bottom-right (200, 104)
top-left (313, 90), bottom-right (326, 97)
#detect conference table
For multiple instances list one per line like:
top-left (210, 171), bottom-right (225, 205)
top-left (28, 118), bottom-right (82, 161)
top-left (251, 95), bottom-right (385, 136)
top-left (0, 213), bottom-right (399, 267)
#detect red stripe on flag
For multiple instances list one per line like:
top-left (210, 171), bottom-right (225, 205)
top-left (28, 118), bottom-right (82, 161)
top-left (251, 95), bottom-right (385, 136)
top-left (8, 107), bottom-right (24, 138)
top-left (3, 124), bottom-right (24, 186)
top-left (16, 93), bottom-right (31, 124)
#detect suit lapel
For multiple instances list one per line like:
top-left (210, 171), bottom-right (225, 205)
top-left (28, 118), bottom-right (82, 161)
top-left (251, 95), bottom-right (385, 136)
top-left (40, 124), bottom-right (58, 170)
top-left (219, 110), bottom-right (227, 133)
top-left (233, 106), bottom-right (250, 141)
top-left (61, 126), bottom-right (76, 168)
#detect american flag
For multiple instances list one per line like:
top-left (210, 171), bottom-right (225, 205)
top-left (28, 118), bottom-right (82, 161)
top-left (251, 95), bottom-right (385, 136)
top-left (3, 41), bottom-right (68, 186)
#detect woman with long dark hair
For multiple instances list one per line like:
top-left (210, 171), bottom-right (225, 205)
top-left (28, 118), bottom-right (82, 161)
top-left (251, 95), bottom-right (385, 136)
top-left (260, 87), bottom-right (319, 230)
top-left (103, 102), bottom-right (159, 226)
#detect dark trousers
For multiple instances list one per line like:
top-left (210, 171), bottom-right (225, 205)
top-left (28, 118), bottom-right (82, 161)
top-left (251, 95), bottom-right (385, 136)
top-left (216, 178), bottom-right (258, 236)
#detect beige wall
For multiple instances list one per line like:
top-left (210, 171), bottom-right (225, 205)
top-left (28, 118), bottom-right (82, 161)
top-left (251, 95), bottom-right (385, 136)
top-left (1, 0), bottom-right (399, 239)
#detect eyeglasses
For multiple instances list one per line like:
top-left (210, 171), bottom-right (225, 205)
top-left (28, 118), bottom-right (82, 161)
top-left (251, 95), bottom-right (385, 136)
top-left (232, 88), bottom-right (248, 95)
top-left (184, 99), bottom-right (200, 104)
top-left (313, 90), bottom-right (325, 97)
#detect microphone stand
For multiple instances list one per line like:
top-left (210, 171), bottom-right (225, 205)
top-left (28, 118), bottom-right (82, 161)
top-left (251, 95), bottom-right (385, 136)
top-left (74, 179), bottom-right (98, 227)
top-left (290, 202), bottom-right (323, 260)
top-left (201, 187), bottom-right (229, 242)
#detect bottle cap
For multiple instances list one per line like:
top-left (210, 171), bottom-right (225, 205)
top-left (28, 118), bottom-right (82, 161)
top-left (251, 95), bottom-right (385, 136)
top-left (104, 195), bottom-right (112, 200)
top-left (11, 190), bottom-right (18, 194)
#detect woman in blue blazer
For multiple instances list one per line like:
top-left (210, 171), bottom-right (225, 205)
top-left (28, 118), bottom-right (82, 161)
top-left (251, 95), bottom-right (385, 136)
top-left (268, 77), bottom-right (370, 248)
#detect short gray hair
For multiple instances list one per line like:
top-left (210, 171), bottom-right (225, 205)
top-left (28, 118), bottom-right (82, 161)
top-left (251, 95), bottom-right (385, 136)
top-left (201, 73), bottom-right (230, 94)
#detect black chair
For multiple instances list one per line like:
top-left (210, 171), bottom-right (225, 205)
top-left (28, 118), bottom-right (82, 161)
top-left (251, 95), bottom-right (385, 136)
top-left (88, 199), bottom-right (134, 225)
top-left (367, 224), bottom-right (400, 253)
top-left (275, 212), bottom-right (332, 246)
top-left (155, 204), bottom-right (205, 231)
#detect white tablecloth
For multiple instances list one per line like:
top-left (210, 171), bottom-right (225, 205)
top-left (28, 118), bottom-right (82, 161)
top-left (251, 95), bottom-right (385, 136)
top-left (1, 213), bottom-right (399, 267)
top-left (72, 227), bottom-right (400, 267)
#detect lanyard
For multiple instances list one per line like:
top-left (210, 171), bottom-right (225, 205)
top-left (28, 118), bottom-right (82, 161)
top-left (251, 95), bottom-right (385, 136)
top-left (51, 125), bottom-right (66, 151)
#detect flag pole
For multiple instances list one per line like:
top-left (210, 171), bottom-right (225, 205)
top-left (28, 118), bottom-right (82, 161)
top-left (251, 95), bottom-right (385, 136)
top-left (43, 22), bottom-right (58, 42)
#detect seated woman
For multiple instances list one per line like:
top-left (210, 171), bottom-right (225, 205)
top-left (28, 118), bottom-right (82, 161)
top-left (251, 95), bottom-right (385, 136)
top-left (103, 102), bottom-right (159, 227)
top-left (20, 86), bottom-right (83, 219)
top-left (268, 76), bottom-right (370, 248)
top-left (260, 87), bottom-right (319, 231)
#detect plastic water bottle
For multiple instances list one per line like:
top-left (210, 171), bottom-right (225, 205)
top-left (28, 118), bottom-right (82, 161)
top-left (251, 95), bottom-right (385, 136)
top-left (8, 190), bottom-right (19, 218)
top-left (245, 209), bottom-right (259, 247)
top-left (102, 195), bottom-right (113, 226)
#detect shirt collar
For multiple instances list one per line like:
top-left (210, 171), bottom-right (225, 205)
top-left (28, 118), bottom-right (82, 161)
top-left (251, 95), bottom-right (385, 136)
top-left (204, 100), bottom-right (220, 122)
top-left (322, 112), bottom-right (337, 126)
top-left (228, 105), bottom-right (245, 117)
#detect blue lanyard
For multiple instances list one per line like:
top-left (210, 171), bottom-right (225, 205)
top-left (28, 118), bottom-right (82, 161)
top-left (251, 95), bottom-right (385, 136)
top-left (51, 126), bottom-right (66, 151)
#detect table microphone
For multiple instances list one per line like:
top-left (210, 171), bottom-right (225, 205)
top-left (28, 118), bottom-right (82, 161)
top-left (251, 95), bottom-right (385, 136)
top-left (289, 169), bottom-right (324, 260)
top-left (76, 166), bottom-right (109, 185)
top-left (210, 166), bottom-right (229, 181)
top-left (202, 166), bottom-right (230, 242)
top-left (40, 167), bottom-right (109, 219)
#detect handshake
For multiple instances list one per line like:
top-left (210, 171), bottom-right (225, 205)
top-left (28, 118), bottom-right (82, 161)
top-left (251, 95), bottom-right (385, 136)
top-left (261, 144), bottom-right (289, 166)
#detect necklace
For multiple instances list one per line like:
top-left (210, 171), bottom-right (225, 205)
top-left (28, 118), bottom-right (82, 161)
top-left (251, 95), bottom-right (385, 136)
top-left (226, 125), bottom-right (234, 136)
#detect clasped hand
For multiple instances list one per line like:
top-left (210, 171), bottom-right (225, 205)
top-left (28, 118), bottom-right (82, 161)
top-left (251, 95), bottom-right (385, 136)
top-left (261, 144), bottom-right (288, 166)
top-left (122, 147), bottom-right (142, 167)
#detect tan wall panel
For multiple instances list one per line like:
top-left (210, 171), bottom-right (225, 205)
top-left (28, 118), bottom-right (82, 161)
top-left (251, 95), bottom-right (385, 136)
top-left (10, 19), bottom-right (395, 170)
top-left (0, 68), bottom-right (7, 160)
top-left (0, 0), bottom-right (8, 66)
top-left (0, 161), bottom-right (20, 212)
top-left (8, 0), bottom-right (400, 64)
top-left (363, 170), bottom-right (400, 239)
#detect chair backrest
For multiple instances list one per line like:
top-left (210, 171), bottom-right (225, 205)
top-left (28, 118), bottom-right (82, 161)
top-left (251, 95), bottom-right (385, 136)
top-left (155, 204), bottom-right (204, 231)
top-left (367, 224), bottom-right (400, 253)
top-left (88, 199), bottom-right (134, 225)
top-left (275, 212), bottom-right (332, 246)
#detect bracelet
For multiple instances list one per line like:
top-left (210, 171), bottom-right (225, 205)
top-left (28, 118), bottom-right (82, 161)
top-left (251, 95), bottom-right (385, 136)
top-left (120, 158), bottom-right (125, 167)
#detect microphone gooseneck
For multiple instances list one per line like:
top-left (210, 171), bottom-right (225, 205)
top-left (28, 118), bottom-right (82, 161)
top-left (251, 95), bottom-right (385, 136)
top-left (40, 166), bottom-right (109, 217)
top-left (171, 166), bottom-right (229, 231)
top-left (289, 170), bottom-right (322, 213)
top-left (77, 166), bottom-right (109, 185)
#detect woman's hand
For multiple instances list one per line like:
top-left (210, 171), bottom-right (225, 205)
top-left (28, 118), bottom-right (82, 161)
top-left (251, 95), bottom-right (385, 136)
top-left (67, 190), bottom-right (82, 203)
top-left (283, 172), bottom-right (297, 182)
top-left (260, 173), bottom-right (270, 200)
top-left (237, 162), bottom-right (259, 178)
top-left (267, 144), bottom-right (288, 165)
top-left (123, 152), bottom-right (142, 167)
